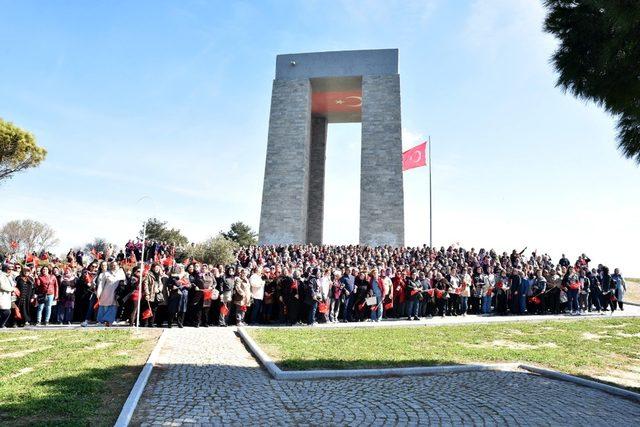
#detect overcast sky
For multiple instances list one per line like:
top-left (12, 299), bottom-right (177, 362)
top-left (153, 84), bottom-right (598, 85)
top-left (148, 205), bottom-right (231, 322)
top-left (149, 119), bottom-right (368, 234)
top-left (1, 0), bottom-right (638, 275)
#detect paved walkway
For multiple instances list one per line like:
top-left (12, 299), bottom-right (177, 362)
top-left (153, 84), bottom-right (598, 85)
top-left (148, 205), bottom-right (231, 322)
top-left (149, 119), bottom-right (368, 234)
top-left (131, 327), bottom-right (640, 427)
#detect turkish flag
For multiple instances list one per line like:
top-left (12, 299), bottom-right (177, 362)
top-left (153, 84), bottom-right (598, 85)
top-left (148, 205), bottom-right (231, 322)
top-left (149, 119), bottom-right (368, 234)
top-left (402, 141), bottom-right (427, 171)
top-left (312, 90), bottom-right (362, 114)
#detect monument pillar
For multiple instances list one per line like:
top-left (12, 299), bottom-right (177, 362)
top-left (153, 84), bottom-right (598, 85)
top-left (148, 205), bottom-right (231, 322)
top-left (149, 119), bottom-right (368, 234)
top-left (306, 117), bottom-right (328, 244)
top-left (360, 74), bottom-right (405, 246)
top-left (259, 49), bottom-right (405, 247)
top-left (258, 78), bottom-right (312, 245)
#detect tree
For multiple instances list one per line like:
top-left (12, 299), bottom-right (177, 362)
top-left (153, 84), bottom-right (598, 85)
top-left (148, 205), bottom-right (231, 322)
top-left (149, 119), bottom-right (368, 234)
top-left (186, 235), bottom-right (238, 266)
top-left (0, 219), bottom-right (59, 254)
top-left (544, 1), bottom-right (640, 162)
top-left (141, 218), bottom-right (189, 246)
top-left (84, 238), bottom-right (111, 254)
top-left (0, 118), bottom-right (47, 182)
top-left (222, 221), bottom-right (257, 246)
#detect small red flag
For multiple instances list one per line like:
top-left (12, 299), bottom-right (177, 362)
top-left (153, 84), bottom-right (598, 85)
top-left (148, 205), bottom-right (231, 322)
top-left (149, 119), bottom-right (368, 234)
top-left (402, 141), bottom-right (427, 171)
top-left (10, 241), bottom-right (18, 250)
top-left (220, 304), bottom-right (229, 316)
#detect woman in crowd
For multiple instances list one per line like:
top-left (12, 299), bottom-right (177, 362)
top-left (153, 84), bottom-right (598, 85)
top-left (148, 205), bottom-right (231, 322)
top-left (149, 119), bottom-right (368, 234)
top-left (14, 265), bottom-right (34, 326)
top-left (433, 272), bottom-right (449, 317)
top-left (328, 271), bottom-right (343, 323)
top-left (494, 269), bottom-right (508, 315)
top-left (185, 263), bottom-right (202, 327)
top-left (392, 271), bottom-right (406, 318)
top-left (232, 268), bottom-right (251, 326)
top-left (249, 266), bottom-right (264, 325)
top-left (447, 268), bottom-right (460, 316)
top-left (167, 264), bottom-right (189, 328)
top-left (0, 264), bottom-right (14, 328)
top-left (282, 269), bottom-right (300, 325)
top-left (143, 262), bottom-right (165, 327)
top-left (480, 267), bottom-right (494, 315)
top-left (51, 266), bottom-right (62, 323)
top-left (81, 261), bottom-right (102, 327)
top-left (471, 266), bottom-right (484, 315)
top-left (262, 268), bottom-right (276, 323)
top-left (611, 268), bottom-right (626, 311)
top-left (405, 270), bottom-right (421, 321)
top-left (199, 263), bottom-right (216, 327)
top-left (121, 265), bottom-right (141, 326)
top-left (353, 271), bottom-right (369, 322)
top-left (218, 267), bottom-right (235, 327)
top-left (58, 267), bottom-right (77, 324)
top-left (530, 269), bottom-right (547, 315)
top-left (96, 261), bottom-right (124, 326)
top-left (35, 265), bottom-right (58, 326)
top-left (587, 269), bottom-right (602, 312)
top-left (564, 266), bottom-right (581, 315)
top-left (368, 268), bottom-right (384, 322)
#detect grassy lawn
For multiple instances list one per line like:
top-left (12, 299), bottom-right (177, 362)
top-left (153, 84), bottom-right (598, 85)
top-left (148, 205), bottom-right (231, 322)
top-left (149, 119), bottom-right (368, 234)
top-left (626, 278), bottom-right (640, 304)
top-left (250, 318), bottom-right (640, 391)
top-left (0, 328), bottom-right (160, 426)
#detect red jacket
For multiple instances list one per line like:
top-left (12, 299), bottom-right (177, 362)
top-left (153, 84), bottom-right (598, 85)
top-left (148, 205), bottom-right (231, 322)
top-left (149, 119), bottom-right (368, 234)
top-left (36, 274), bottom-right (58, 299)
top-left (392, 276), bottom-right (406, 303)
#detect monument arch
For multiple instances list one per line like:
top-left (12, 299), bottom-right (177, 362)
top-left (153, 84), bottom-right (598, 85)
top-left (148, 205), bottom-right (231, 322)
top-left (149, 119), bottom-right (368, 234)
top-left (259, 49), bottom-right (405, 246)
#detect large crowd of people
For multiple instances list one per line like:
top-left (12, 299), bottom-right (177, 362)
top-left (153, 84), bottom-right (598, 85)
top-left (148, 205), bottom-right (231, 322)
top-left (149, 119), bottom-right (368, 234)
top-left (0, 242), bottom-right (629, 328)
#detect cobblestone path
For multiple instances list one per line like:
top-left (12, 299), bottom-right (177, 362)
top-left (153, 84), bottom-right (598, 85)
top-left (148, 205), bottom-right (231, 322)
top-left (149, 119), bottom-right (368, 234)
top-left (131, 327), bottom-right (640, 426)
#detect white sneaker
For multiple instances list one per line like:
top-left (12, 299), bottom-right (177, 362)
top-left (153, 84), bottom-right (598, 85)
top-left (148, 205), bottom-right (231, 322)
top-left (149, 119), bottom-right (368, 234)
top-left (81, 321), bottom-right (88, 327)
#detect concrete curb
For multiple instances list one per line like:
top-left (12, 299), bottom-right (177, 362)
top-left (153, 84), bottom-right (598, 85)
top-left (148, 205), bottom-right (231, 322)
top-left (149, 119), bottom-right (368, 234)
top-left (114, 329), bottom-right (166, 427)
top-left (519, 364), bottom-right (640, 403)
top-left (238, 328), bottom-right (640, 403)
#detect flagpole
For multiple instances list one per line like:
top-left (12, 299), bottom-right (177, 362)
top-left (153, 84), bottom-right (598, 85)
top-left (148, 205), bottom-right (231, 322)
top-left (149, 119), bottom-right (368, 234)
top-left (136, 220), bottom-right (145, 329)
top-left (429, 136), bottom-right (432, 248)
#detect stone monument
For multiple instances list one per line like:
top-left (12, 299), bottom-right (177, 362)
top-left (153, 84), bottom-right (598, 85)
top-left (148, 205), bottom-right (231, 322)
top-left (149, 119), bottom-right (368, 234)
top-left (258, 49), bottom-right (404, 246)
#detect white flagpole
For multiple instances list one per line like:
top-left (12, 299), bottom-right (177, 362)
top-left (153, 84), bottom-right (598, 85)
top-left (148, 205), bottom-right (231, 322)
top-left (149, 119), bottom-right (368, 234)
top-left (429, 136), bottom-right (432, 248)
top-left (136, 221), bottom-right (145, 329)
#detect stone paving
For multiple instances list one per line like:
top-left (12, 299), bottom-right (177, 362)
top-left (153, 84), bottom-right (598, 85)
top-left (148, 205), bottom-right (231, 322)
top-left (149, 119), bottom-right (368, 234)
top-left (131, 327), bottom-right (640, 427)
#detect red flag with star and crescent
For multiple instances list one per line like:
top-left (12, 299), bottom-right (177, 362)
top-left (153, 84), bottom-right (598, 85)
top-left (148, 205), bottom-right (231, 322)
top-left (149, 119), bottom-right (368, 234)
top-left (402, 141), bottom-right (428, 171)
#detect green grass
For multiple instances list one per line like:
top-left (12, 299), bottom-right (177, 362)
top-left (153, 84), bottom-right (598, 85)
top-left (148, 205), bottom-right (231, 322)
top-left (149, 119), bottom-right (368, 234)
top-left (250, 318), bottom-right (640, 391)
top-left (0, 329), bottom-right (159, 426)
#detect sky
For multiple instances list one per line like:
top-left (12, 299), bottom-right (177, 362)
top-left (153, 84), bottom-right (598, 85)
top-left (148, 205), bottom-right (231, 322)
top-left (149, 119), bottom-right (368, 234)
top-left (1, 0), bottom-right (638, 275)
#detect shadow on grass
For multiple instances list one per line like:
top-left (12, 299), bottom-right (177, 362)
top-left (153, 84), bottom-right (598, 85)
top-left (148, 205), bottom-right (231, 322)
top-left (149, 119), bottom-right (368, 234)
top-left (0, 364), bottom-right (142, 427)
top-left (276, 358), bottom-right (465, 371)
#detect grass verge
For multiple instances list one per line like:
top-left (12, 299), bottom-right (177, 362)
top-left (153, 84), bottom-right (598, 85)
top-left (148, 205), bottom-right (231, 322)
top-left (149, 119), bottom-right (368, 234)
top-left (626, 279), bottom-right (640, 304)
top-left (0, 328), bottom-right (160, 426)
top-left (249, 318), bottom-right (640, 392)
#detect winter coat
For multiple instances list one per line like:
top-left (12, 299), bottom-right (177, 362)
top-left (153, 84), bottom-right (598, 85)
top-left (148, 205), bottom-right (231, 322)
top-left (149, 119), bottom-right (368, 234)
top-left (233, 277), bottom-right (252, 307)
top-left (35, 274), bottom-right (58, 299)
top-left (144, 272), bottom-right (165, 304)
top-left (96, 269), bottom-right (125, 307)
top-left (0, 271), bottom-right (14, 310)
